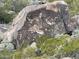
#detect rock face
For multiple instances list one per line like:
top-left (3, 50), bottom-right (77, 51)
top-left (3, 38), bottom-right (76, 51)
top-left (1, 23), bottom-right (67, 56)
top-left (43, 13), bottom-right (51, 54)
top-left (2, 1), bottom-right (70, 48)
top-left (70, 15), bottom-right (79, 38)
top-left (28, 0), bottom-right (48, 5)
top-left (69, 15), bottom-right (79, 31)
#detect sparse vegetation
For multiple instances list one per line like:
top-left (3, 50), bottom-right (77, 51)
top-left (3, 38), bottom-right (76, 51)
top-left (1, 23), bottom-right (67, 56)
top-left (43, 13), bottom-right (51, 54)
top-left (0, 35), bottom-right (78, 59)
top-left (0, 0), bottom-right (79, 59)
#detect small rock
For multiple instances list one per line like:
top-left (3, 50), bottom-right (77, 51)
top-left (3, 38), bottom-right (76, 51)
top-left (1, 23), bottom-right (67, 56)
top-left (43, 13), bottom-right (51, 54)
top-left (75, 53), bottom-right (79, 59)
top-left (0, 43), bottom-right (14, 51)
top-left (0, 30), bottom-right (4, 41)
top-left (30, 42), bottom-right (37, 49)
top-left (0, 43), bottom-right (5, 51)
top-left (71, 14), bottom-right (79, 25)
top-left (4, 43), bottom-right (14, 51)
top-left (35, 48), bottom-right (41, 56)
top-left (0, 1), bottom-right (4, 7)
top-left (55, 34), bottom-right (64, 38)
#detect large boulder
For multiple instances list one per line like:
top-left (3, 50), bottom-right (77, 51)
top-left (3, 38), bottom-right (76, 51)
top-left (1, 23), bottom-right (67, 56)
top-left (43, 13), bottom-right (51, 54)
top-left (2, 1), bottom-right (70, 48)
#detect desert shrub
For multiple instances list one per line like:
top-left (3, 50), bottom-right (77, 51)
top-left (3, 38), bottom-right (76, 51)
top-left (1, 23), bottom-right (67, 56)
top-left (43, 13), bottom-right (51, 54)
top-left (0, 49), bottom-right (13, 59)
top-left (62, 39), bottom-right (79, 56)
top-left (65, 0), bottom-right (79, 16)
top-left (0, 0), bottom-right (28, 24)
top-left (22, 47), bottom-right (36, 58)
top-left (36, 35), bottom-right (70, 56)
top-left (36, 35), bottom-right (79, 57)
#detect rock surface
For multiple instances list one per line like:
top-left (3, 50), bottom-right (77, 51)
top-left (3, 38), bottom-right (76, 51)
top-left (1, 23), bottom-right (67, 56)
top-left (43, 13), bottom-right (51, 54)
top-left (0, 43), bottom-right (14, 51)
top-left (2, 1), bottom-right (70, 48)
top-left (71, 29), bottom-right (79, 38)
top-left (69, 15), bottom-right (79, 38)
top-left (69, 15), bottom-right (79, 31)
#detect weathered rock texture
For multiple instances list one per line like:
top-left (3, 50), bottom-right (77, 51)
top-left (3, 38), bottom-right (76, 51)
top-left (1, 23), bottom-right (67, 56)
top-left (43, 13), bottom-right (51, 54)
top-left (70, 15), bottom-right (79, 31)
top-left (2, 1), bottom-right (70, 48)
top-left (70, 15), bottom-right (79, 38)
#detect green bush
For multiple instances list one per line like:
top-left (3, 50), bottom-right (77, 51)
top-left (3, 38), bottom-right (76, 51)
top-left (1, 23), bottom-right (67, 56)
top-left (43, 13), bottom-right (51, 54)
top-left (36, 35), bottom-right (70, 56)
top-left (0, 8), bottom-right (14, 23)
top-left (36, 35), bottom-right (79, 57)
